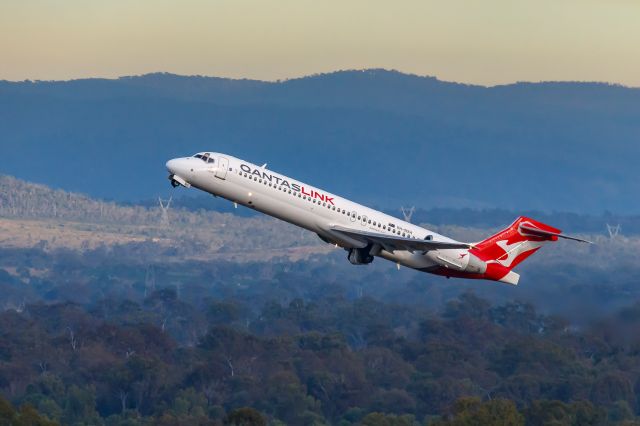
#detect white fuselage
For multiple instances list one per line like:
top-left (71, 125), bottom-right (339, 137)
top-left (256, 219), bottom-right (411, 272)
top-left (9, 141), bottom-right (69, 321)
top-left (166, 152), bottom-right (471, 272)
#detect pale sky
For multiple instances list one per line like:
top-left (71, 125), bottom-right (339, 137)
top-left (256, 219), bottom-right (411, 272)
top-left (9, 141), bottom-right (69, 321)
top-left (1, 0), bottom-right (639, 86)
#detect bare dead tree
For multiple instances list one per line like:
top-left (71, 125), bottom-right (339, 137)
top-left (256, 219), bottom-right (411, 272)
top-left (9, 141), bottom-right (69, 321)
top-left (225, 356), bottom-right (235, 377)
top-left (67, 327), bottom-right (78, 351)
top-left (118, 390), bottom-right (128, 414)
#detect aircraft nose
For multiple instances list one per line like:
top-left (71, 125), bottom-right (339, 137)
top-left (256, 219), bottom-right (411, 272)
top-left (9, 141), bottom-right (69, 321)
top-left (166, 159), bottom-right (178, 174)
top-left (166, 158), bottom-right (191, 176)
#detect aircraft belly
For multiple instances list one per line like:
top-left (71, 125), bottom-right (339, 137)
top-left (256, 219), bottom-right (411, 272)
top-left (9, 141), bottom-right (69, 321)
top-left (378, 250), bottom-right (439, 269)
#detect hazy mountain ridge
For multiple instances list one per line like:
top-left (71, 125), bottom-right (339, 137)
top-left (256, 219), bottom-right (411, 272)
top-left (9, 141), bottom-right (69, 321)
top-left (4, 69), bottom-right (634, 107)
top-left (1, 69), bottom-right (639, 212)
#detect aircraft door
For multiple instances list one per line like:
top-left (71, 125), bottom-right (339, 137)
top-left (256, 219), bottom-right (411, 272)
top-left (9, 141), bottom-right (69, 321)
top-left (216, 157), bottom-right (229, 179)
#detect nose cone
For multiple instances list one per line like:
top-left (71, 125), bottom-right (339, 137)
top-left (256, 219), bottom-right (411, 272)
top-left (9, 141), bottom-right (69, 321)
top-left (166, 158), bottom-right (193, 188)
top-left (166, 158), bottom-right (179, 175)
top-left (166, 158), bottom-right (192, 176)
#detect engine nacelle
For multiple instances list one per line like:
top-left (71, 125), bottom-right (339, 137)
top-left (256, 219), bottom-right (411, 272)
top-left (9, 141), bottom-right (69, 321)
top-left (464, 252), bottom-right (487, 274)
top-left (347, 244), bottom-right (379, 265)
top-left (427, 250), bottom-right (487, 274)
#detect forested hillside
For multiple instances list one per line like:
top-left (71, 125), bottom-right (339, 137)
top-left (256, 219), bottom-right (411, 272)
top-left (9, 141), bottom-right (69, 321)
top-left (1, 245), bottom-right (640, 425)
top-left (0, 174), bottom-right (635, 320)
top-left (2, 175), bottom-right (640, 424)
top-left (1, 69), bottom-right (639, 212)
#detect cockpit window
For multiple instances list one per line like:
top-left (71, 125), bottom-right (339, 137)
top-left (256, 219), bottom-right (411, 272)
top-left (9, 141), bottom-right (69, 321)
top-left (193, 153), bottom-right (215, 164)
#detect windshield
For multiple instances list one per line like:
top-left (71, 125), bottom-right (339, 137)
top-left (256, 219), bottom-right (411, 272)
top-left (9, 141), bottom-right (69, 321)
top-left (193, 153), bottom-right (214, 164)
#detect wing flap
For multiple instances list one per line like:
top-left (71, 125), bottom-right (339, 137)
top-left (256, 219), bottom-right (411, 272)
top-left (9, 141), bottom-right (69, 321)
top-left (331, 225), bottom-right (470, 252)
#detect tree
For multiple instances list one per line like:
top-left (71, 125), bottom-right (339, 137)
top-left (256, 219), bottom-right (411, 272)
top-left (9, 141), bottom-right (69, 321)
top-left (433, 397), bottom-right (524, 426)
top-left (523, 400), bottom-right (605, 426)
top-left (224, 407), bottom-right (266, 426)
top-left (358, 412), bottom-right (416, 426)
top-left (0, 396), bottom-right (58, 426)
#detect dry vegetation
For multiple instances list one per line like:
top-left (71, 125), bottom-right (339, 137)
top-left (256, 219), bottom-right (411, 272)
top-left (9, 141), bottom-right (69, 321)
top-left (1, 174), bottom-right (632, 267)
top-left (0, 175), bottom-right (330, 262)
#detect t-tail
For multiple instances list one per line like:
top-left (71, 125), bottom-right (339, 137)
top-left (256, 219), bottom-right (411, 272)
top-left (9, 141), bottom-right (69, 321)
top-left (469, 216), bottom-right (591, 285)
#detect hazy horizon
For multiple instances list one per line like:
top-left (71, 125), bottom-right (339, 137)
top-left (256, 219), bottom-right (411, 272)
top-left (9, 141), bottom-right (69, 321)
top-left (2, 68), bottom-right (639, 90)
top-left (2, 0), bottom-right (640, 87)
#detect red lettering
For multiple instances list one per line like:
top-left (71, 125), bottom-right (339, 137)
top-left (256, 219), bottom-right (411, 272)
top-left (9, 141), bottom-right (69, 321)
top-left (301, 186), bottom-right (311, 196)
top-left (325, 196), bottom-right (334, 205)
top-left (314, 192), bottom-right (325, 202)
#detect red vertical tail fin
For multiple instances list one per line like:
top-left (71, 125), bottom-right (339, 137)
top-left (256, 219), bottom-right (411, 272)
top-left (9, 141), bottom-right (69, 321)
top-left (473, 216), bottom-right (560, 269)
top-left (469, 217), bottom-right (562, 284)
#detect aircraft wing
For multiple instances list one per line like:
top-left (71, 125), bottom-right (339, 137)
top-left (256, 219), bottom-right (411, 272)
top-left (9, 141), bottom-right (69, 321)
top-left (330, 225), bottom-right (471, 252)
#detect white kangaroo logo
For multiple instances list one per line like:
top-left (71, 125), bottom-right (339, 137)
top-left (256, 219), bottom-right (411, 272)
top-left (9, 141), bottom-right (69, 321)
top-left (487, 239), bottom-right (544, 267)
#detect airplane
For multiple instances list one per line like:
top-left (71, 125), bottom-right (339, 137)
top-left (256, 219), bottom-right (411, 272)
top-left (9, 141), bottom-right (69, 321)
top-left (166, 152), bottom-right (591, 285)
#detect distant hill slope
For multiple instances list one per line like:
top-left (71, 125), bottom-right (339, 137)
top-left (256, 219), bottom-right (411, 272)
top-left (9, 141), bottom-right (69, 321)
top-left (0, 174), bottom-right (323, 260)
top-left (1, 69), bottom-right (639, 213)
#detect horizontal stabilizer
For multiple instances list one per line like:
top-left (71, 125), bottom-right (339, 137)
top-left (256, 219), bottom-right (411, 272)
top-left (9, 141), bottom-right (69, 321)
top-left (519, 224), bottom-right (592, 244)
